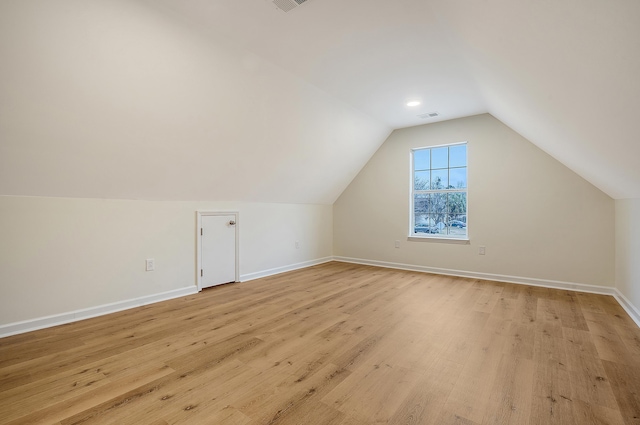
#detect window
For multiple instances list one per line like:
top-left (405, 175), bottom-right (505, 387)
top-left (411, 143), bottom-right (467, 239)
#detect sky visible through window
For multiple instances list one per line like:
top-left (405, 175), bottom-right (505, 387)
top-left (414, 145), bottom-right (467, 190)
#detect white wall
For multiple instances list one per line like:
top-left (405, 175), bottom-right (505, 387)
top-left (0, 0), bottom-right (389, 205)
top-left (615, 199), bottom-right (640, 317)
top-left (0, 0), bottom-right (364, 334)
top-left (334, 114), bottom-right (615, 287)
top-left (0, 196), bottom-right (332, 327)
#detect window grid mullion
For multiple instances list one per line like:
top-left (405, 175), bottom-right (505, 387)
top-left (414, 189), bottom-right (467, 194)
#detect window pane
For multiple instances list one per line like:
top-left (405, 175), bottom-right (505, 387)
top-left (414, 194), bottom-right (429, 222)
top-left (414, 171), bottom-right (430, 190)
top-left (447, 214), bottom-right (467, 236)
top-left (414, 223), bottom-right (429, 234)
top-left (410, 143), bottom-right (468, 239)
top-left (433, 214), bottom-right (446, 234)
top-left (449, 167), bottom-right (467, 189)
top-left (414, 214), bottom-right (444, 234)
top-left (431, 169), bottom-right (448, 189)
top-left (448, 192), bottom-right (467, 214)
top-left (431, 147), bottom-right (448, 169)
top-left (413, 149), bottom-right (430, 171)
top-left (431, 193), bottom-right (447, 215)
top-left (449, 145), bottom-right (467, 168)
top-left (414, 195), bottom-right (435, 235)
top-left (434, 217), bottom-right (443, 234)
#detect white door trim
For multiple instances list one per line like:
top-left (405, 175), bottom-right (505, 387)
top-left (196, 210), bottom-right (239, 291)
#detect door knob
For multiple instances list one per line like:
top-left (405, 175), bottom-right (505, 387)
top-left (229, 220), bottom-right (236, 226)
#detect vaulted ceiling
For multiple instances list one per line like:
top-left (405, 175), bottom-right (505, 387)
top-left (1, 0), bottom-right (639, 202)
top-left (151, 0), bottom-right (640, 199)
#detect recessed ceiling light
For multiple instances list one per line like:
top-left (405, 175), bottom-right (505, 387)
top-left (406, 101), bottom-right (421, 107)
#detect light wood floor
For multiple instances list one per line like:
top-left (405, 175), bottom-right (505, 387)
top-left (1, 262), bottom-right (639, 425)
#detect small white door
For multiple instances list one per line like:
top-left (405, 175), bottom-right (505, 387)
top-left (200, 214), bottom-right (237, 289)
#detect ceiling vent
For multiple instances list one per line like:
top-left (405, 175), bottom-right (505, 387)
top-left (417, 112), bottom-right (439, 119)
top-left (272, 0), bottom-right (309, 12)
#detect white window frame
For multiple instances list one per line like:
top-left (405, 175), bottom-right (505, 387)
top-left (409, 142), bottom-right (469, 242)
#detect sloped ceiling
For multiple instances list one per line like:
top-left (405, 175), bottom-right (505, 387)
top-left (1, 0), bottom-right (639, 202)
top-left (150, 0), bottom-right (640, 199)
top-left (0, 0), bottom-right (390, 204)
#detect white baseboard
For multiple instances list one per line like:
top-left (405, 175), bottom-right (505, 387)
top-left (240, 257), bottom-right (333, 282)
top-left (0, 256), bottom-right (330, 338)
top-left (333, 256), bottom-right (618, 295)
top-left (3, 257), bottom-right (638, 338)
top-left (613, 290), bottom-right (640, 328)
top-left (333, 256), bottom-right (640, 328)
top-left (0, 286), bottom-right (198, 338)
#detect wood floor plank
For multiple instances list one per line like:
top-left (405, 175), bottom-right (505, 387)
top-left (0, 262), bottom-right (638, 424)
top-left (6, 364), bottom-right (174, 425)
top-left (118, 360), bottom-right (263, 425)
top-left (387, 357), bottom-right (463, 425)
top-left (436, 410), bottom-right (481, 425)
top-left (472, 281), bottom-right (505, 314)
top-left (530, 358), bottom-right (575, 425)
top-left (438, 311), bottom-right (491, 365)
top-left (590, 295), bottom-right (639, 329)
top-left (535, 298), bottom-right (564, 339)
top-left (571, 400), bottom-right (626, 425)
top-left (614, 323), bottom-right (640, 359)
top-left (481, 354), bottom-right (534, 425)
top-left (601, 361), bottom-right (640, 425)
top-left (569, 355), bottom-right (618, 410)
top-left (320, 362), bottom-right (421, 424)
top-left (238, 362), bottom-right (349, 424)
top-left (441, 314), bottom-right (507, 424)
top-left (514, 286), bottom-right (539, 325)
top-left (587, 317), bottom-right (638, 365)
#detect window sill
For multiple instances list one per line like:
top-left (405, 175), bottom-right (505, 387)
top-left (407, 236), bottom-right (470, 245)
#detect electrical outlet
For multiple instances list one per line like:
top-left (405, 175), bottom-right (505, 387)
top-left (295, 240), bottom-right (299, 249)
top-left (479, 246), bottom-right (486, 255)
top-left (146, 258), bottom-right (155, 271)
top-left (395, 240), bottom-right (400, 248)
